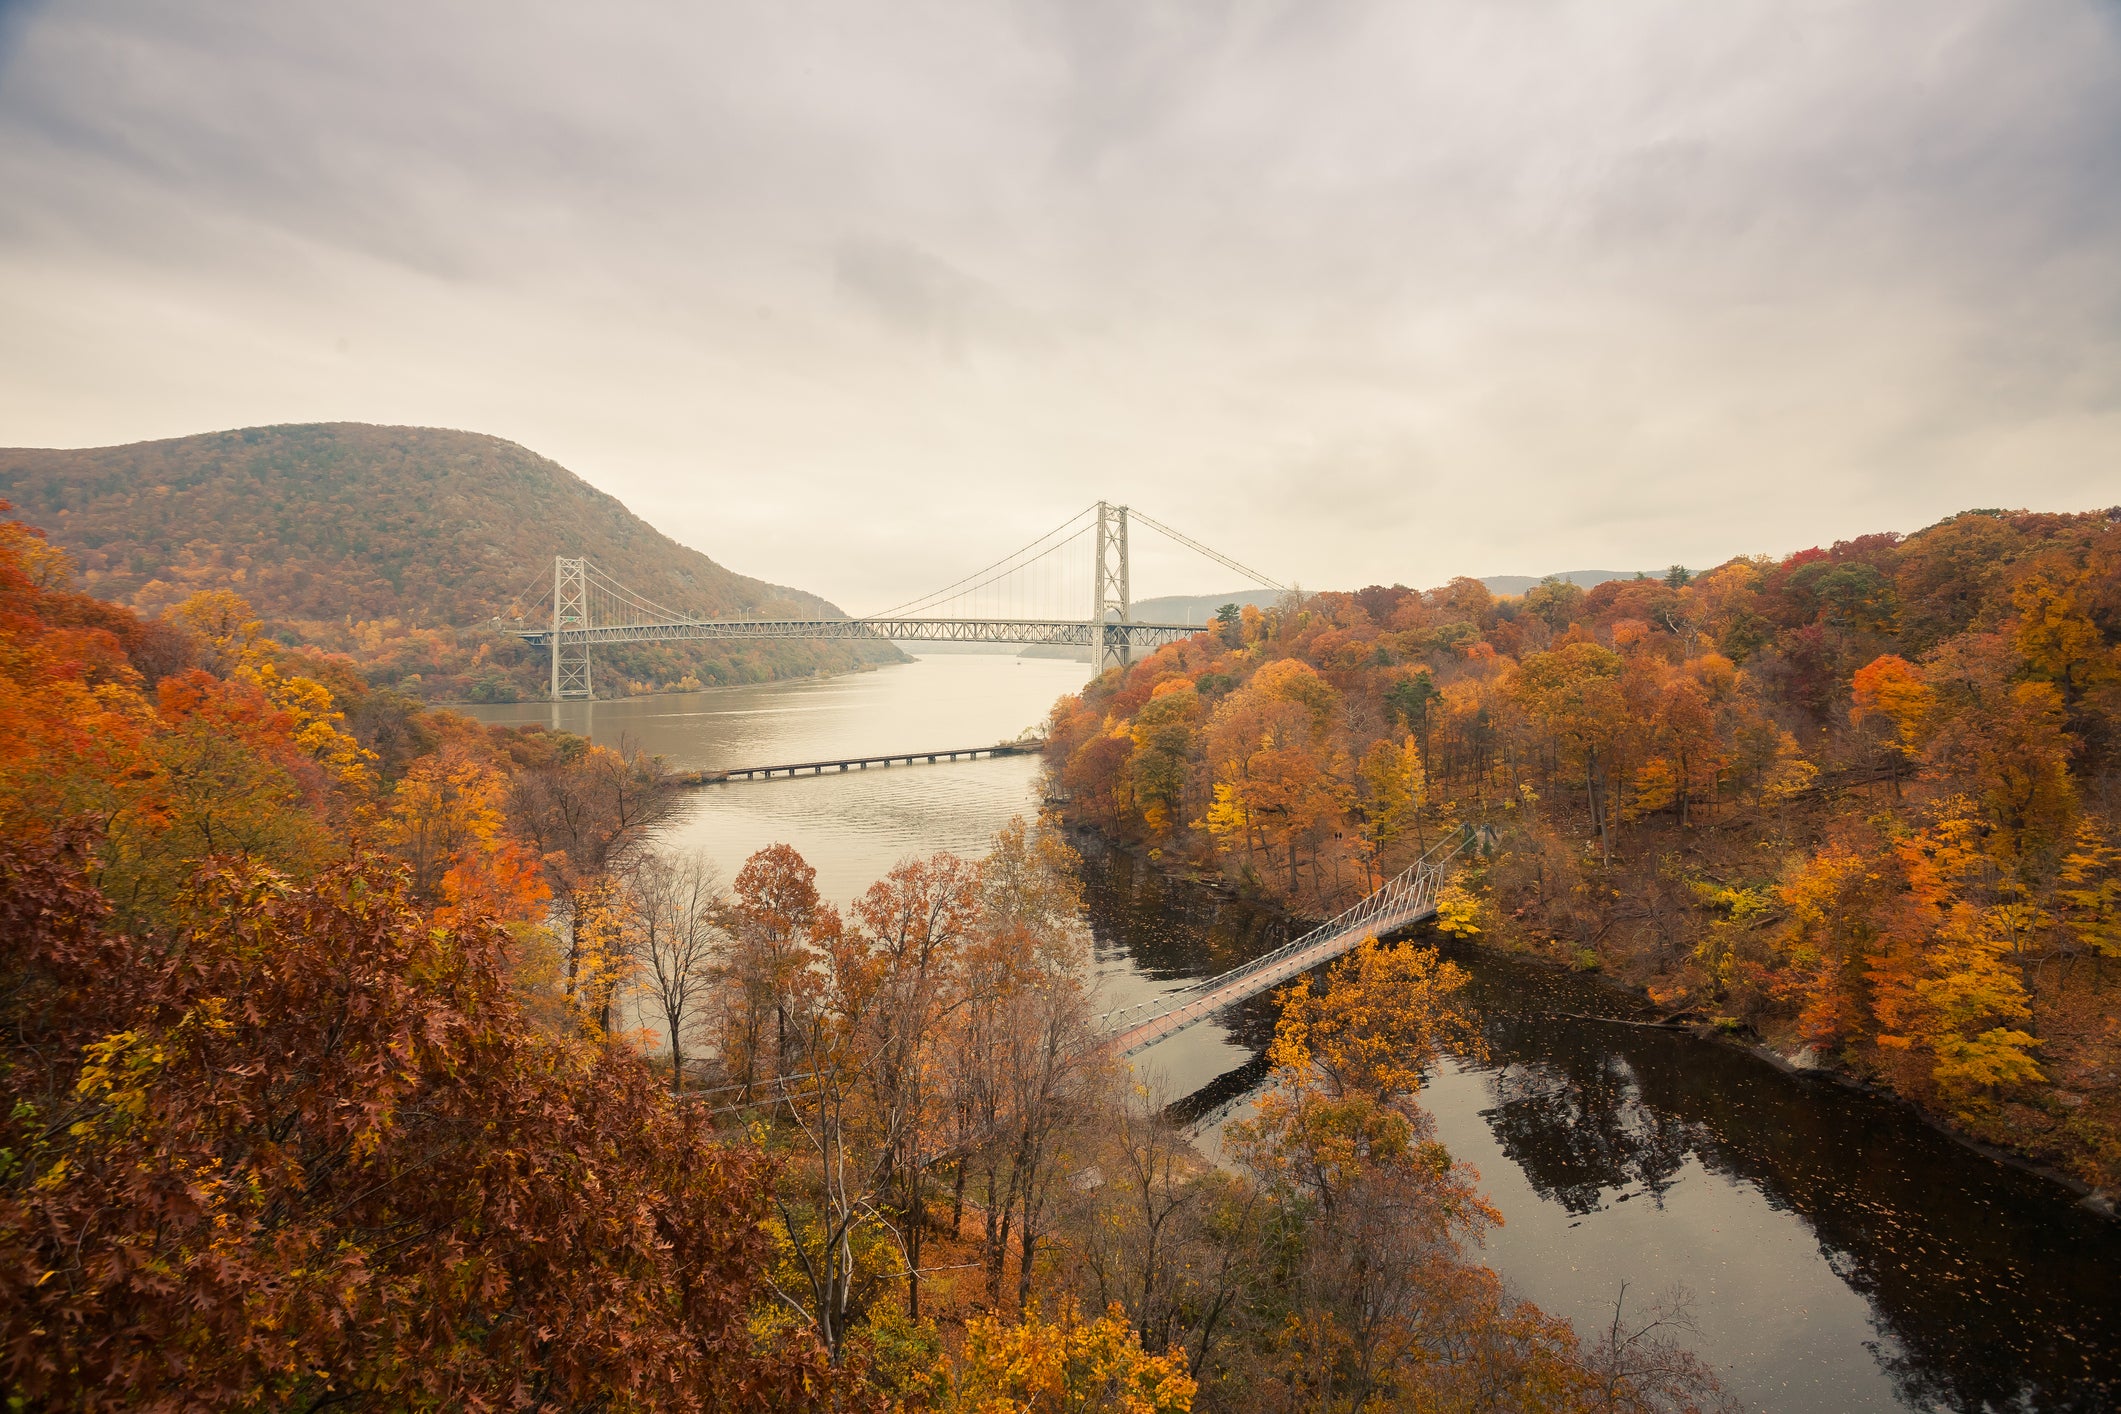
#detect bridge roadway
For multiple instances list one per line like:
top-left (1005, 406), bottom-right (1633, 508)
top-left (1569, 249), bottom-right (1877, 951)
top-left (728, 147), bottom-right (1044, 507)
top-left (1099, 828), bottom-right (1479, 1058)
top-left (512, 616), bottom-right (1203, 651)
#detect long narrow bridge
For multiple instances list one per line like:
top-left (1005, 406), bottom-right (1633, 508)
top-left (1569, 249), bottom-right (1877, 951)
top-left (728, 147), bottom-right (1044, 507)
top-left (1099, 826), bottom-right (1491, 1057)
top-left (673, 738), bottom-right (1041, 785)
top-left (502, 501), bottom-right (1282, 700)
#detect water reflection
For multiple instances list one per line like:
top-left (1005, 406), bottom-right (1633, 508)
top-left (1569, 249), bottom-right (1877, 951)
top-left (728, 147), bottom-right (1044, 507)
top-left (1070, 839), bottom-right (1285, 1097)
top-left (1451, 947), bottom-right (2120, 1413)
top-left (1480, 1053), bottom-right (1701, 1215)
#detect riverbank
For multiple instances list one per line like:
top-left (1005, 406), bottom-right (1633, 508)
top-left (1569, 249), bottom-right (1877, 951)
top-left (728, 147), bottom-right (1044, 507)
top-left (1070, 827), bottom-right (2121, 1412)
top-left (1066, 819), bottom-right (2121, 1224)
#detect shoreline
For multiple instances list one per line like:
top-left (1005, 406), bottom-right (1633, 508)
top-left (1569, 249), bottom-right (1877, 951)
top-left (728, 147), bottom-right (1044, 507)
top-left (1062, 818), bottom-right (2120, 1223)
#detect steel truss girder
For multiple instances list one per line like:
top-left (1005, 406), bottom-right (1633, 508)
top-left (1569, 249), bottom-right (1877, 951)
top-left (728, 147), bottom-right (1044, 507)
top-left (515, 617), bottom-right (1201, 651)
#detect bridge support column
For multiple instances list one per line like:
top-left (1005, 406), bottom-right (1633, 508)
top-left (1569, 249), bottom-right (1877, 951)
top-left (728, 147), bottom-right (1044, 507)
top-left (550, 556), bottom-right (594, 701)
top-left (1092, 500), bottom-right (1132, 674)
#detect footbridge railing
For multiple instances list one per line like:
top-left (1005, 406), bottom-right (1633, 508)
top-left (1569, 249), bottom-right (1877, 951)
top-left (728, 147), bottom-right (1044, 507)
top-left (1099, 824), bottom-right (1490, 1058)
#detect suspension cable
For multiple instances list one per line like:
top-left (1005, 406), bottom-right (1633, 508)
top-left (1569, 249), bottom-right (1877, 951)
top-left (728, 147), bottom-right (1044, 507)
top-left (501, 565), bottom-right (556, 623)
top-left (528, 500), bottom-right (1285, 633)
top-left (1128, 508), bottom-right (1287, 593)
top-left (583, 562), bottom-right (700, 624)
top-left (866, 505), bottom-right (1098, 619)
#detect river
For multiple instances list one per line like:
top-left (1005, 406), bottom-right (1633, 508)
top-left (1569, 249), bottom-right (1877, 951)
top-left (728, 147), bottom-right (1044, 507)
top-left (467, 654), bottom-right (2121, 1413)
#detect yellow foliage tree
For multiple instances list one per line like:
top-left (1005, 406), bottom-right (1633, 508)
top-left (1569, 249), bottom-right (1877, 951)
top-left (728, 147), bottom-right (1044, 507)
top-left (1432, 881), bottom-right (1483, 940)
top-left (1869, 813), bottom-right (2044, 1107)
top-left (171, 589), bottom-right (375, 796)
top-left (1850, 653), bottom-right (1935, 758)
top-left (1766, 843), bottom-right (1889, 1048)
top-left (2058, 820), bottom-right (2121, 966)
top-left (379, 748), bottom-right (510, 899)
top-left (2013, 569), bottom-right (2118, 697)
top-left (1356, 736), bottom-right (1427, 870)
top-left (567, 872), bottom-right (641, 1036)
top-left (1262, 938), bottom-right (1481, 1103)
top-left (943, 1300), bottom-right (1197, 1414)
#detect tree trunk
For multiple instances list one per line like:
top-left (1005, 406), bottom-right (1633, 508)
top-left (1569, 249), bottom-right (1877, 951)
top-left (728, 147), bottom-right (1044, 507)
top-left (905, 1166), bottom-right (924, 1321)
top-left (667, 1011), bottom-right (684, 1093)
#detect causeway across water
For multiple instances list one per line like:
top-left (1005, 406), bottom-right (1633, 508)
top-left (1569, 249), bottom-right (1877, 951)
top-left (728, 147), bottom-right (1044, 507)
top-left (674, 739), bottom-right (1041, 785)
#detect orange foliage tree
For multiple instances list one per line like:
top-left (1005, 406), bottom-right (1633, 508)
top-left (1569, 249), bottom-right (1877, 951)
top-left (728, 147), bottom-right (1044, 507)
top-left (0, 507), bottom-right (845, 1407)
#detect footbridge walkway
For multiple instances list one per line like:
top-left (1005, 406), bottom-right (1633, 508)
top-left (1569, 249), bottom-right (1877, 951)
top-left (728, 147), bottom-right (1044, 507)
top-left (1100, 826), bottom-right (1492, 1058)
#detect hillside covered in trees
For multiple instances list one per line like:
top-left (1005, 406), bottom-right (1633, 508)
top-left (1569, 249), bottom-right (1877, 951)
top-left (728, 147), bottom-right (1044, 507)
top-left (0, 504), bottom-right (1740, 1409)
top-left (0, 423), bottom-right (897, 700)
top-left (1046, 508), bottom-right (2121, 1193)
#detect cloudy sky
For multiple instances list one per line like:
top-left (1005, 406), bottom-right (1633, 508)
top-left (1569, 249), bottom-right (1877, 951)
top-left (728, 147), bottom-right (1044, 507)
top-left (2, 1), bottom-right (2117, 609)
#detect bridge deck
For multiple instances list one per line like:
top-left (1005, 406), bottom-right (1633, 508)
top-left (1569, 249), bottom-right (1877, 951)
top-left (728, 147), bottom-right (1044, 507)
top-left (1098, 828), bottom-right (1484, 1059)
top-left (1105, 900), bottom-right (1438, 1057)
top-left (513, 616), bottom-right (1204, 649)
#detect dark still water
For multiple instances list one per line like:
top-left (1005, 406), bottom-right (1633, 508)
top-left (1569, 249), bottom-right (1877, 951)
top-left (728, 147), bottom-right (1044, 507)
top-left (469, 657), bottom-right (2119, 1413)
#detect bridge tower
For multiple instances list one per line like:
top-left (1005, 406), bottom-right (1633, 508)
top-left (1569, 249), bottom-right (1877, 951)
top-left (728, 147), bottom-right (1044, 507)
top-left (550, 556), bottom-right (594, 700)
top-left (1092, 501), bottom-right (1132, 673)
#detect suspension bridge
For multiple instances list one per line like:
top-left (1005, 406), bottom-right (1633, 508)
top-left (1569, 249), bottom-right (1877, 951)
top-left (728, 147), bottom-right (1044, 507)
top-left (502, 501), bottom-right (1282, 700)
top-left (526, 500), bottom-right (1485, 1075)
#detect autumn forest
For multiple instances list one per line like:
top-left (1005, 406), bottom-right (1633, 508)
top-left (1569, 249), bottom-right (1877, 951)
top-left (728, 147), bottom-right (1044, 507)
top-left (1048, 508), bottom-right (2121, 1193)
top-left (4, 492), bottom-right (2117, 1412)
top-left (0, 497), bottom-right (1752, 1413)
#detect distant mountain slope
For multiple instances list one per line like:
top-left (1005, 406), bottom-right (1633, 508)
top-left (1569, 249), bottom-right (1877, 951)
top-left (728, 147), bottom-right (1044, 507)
top-left (1480, 570), bottom-right (1647, 596)
top-left (1130, 590), bottom-right (1283, 625)
top-left (0, 422), bottom-right (896, 700)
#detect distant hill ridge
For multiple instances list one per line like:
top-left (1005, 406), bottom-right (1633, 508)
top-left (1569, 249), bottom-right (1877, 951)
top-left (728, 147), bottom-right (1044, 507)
top-left (1136, 576), bottom-right (1650, 621)
top-left (1479, 570), bottom-right (1647, 596)
top-left (0, 422), bottom-right (895, 700)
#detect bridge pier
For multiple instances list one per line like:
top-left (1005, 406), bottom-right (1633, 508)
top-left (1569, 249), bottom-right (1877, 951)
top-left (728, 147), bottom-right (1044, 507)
top-left (549, 556), bottom-right (594, 701)
top-left (1093, 501), bottom-right (1133, 674)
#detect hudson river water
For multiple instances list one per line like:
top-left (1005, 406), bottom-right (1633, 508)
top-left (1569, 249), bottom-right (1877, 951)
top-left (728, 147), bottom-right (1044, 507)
top-left (468, 655), bottom-right (2120, 1414)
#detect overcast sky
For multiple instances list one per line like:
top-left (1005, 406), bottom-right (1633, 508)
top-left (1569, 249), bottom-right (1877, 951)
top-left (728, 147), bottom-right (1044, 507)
top-left (2, 1), bottom-right (2117, 609)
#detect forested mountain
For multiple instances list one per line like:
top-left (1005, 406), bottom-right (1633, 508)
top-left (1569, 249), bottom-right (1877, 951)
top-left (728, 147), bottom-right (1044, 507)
top-left (1048, 508), bottom-right (2121, 1190)
top-left (0, 422), bottom-right (896, 700)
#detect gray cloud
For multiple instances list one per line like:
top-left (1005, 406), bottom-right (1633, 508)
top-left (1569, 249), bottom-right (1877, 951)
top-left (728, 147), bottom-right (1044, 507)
top-left (1, 0), bottom-right (2117, 607)
top-left (832, 238), bottom-right (1036, 358)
